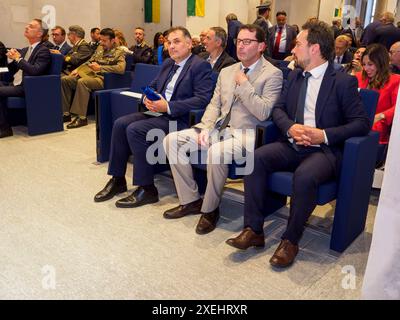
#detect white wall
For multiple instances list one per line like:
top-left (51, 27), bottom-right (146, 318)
top-left (0, 0), bottom-right (101, 48)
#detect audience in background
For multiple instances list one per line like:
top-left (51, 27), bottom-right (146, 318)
top-left (50, 26), bottom-right (72, 55)
top-left (62, 25), bottom-right (92, 75)
top-left (0, 41), bottom-right (6, 67)
top-left (89, 27), bottom-right (101, 52)
top-left (226, 13), bottom-right (242, 61)
top-left (198, 27), bottom-right (236, 73)
top-left (344, 46), bottom-right (366, 76)
top-left (114, 29), bottom-right (133, 55)
top-left (129, 27), bottom-right (153, 66)
top-left (268, 11), bottom-right (297, 60)
top-left (61, 28), bottom-right (125, 129)
top-left (334, 35), bottom-right (353, 64)
top-left (356, 43), bottom-right (400, 145)
top-left (192, 29), bottom-right (207, 55)
top-left (389, 41), bottom-right (400, 75)
top-left (371, 12), bottom-right (400, 51)
top-left (253, 0), bottom-right (273, 44)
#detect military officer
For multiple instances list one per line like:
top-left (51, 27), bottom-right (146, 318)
top-left (61, 28), bottom-right (126, 128)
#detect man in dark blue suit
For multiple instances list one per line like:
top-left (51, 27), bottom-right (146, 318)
top-left (226, 21), bottom-right (370, 268)
top-left (268, 11), bottom-right (297, 60)
top-left (94, 26), bottom-right (214, 208)
top-left (50, 26), bottom-right (72, 56)
top-left (0, 19), bottom-right (51, 138)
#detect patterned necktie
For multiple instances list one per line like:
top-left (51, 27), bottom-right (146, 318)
top-left (13, 46), bottom-right (32, 86)
top-left (54, 45), bottom-right (60, 50)
top-left (295, 71), bottom-right (312, 125)
top-left (217, 67), bottom-right (250, 131)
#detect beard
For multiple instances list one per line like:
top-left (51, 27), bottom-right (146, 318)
top-left (294, 56), bottom-right (310, 70)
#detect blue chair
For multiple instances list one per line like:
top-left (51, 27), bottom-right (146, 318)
top-left (7, 53), bottom-right (64, 136)
top-left (255, 88), bottom-right (380, 252)
top-left (95, 63), bottom-right (162, 162)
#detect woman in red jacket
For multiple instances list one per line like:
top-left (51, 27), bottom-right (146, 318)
top-left (356, 43), bottom-right (400, 145)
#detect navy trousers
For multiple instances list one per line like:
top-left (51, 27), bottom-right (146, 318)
top-left (0, 82), bottom-right (24, 129)
top-left (243, 141), bottom-right (336, 245)
top-left (107, 112), bottom-right (187, 186)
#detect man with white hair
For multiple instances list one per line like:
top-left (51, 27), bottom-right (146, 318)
top-left (389, 41), bottom-right (400, 74)
top-left (372, 12), bottom-right (400, 50)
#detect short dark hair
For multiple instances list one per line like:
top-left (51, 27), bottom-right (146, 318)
top-left (91, 27), bottom-right (100, 34)
top-left (167, 26), bottom-right (192, 40)
top-left (276, 11), bottom-right (287, 17)
top-left (52, 26), bottom-right (66, 36)
top-left (301, 20), bottom-right (334, 61)
top-left (238, 24), bottom-right (266, 43)
top-left (210, 27), bottom-right (228, 48)
top-left (100, 28), bottom-right (115, 39)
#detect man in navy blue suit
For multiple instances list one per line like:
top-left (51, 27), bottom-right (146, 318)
top-left (50, 26), bottom-right (72, 56)
top-left (0, 19), bottom-right (51, 138)
top-left (94, 26), bottom-right (214, 208)
top-left (226, 21), bottom-right (370, 268)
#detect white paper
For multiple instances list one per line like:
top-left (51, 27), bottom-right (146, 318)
top-left (120, 91), bottom-right (142, 99)
top-left (0, 67), bottom-right (9, 73)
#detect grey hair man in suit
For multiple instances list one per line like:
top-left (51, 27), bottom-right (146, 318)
top-left (199, 27), bottom-right (236, 73)
top-left (163, 24), bottom-right (283, 235)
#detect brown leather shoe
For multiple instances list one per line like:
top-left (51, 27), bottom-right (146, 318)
top-left (269, 239), bottom-right (299, 268)
top-left (163, 199), bottom-right (203, 219)
top-left (226, 227), bottom-right (265, 250)
top-left (67, 117), bottom-right (88, 129)
top-left (195, 208), bottom-right (219, 235)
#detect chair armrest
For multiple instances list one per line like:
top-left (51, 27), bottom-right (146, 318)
top-left (189, 109), bottom-right (206, 127)
top-left (255, 120), bottom-right (280, 148)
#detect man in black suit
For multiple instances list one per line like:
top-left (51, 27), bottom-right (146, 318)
top-left (268, 11), bottom-right (297, 60)
top-left (94, 26), bottom-right (214, 208)
top-left (372, 12), bottom-right (400, 50)
top-left (199, 27), bottom-right (236, 73)
top-left (226, 21), bottom-right (370, 268)
top-left (0, 19), bottom-right (51, 138)
top-left (0, 41), bottom-right (6, 67)
top-left (226, 13), bottom-right (242, 61)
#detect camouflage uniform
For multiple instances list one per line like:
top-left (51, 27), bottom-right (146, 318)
top-left (61, 45), bottom-right (126, 117)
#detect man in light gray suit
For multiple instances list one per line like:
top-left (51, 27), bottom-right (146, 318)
top-left (163, 24), bottom-right (283, 235)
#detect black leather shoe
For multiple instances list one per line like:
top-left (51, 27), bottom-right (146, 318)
top-left (163, 199), bottom-right (203, 219)
top-left (195, 208), bottom-right (220, 235)
top-left (63, 114), bottom-right (71, 123)
top-left (226, 227), bottom-right (265, 250)
top-left (67, 117), bottom-right (88, 129)
top-left (94, 177), bottom-right (127, 202)
top-left (0, 127), bottom-right (13, 138)
top-left (115, 186), bottom-right (159, 208)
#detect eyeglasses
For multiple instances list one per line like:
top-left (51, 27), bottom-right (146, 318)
top-left (234, 38), bottom-right (259, 46)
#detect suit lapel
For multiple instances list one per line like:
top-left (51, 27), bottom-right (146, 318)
top-left (316, 64), bottom-right (336, 125)
top-left (291, 72), bottom-right (304, 119)
top-left (213, 52), bottom-right (224, 72)
top-left (172, 54), bottom-right (195, 95)
top-left (157, 60), bottom-right (174, 91)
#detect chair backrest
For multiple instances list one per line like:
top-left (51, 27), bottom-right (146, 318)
top-left (359, 88), bottom-right (379, 128)
top-left (125, 54), bottom-right (134, 71)
top-left (49, 53), bottom-right (64, 75)
top-left (130, 63), bottom-right (161, 92)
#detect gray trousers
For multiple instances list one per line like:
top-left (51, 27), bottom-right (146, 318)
top-left (61, 75), bottom-right (103, 117)
top-left (163, 128), bottom-right (253, 213)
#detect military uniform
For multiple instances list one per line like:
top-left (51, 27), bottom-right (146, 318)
top-left (61, 45), bottom-right (126, 117)
top-left (63, 39), bottom-right (93, 74)
top-left (129, 41), bottom-right (153, 66)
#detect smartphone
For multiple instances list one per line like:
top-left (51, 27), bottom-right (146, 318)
top-left (141, 86), bottom-right (161, 101)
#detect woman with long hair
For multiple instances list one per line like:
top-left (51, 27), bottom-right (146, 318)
top-left (356, 43), bottom-right (400, 145)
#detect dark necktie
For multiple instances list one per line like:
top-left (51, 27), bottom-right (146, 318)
top-left (295, 71), bottom-right (312, 125)
top-left (54, 45), bottom-right (60, 50)
top-left (161, 64), bottom-right (180, 96)
top-left (273, 27), bottom-right (283, 57)
top-left (217, 67), bottom-right (250, 131)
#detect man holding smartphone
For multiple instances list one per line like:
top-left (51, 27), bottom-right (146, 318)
top-left (94, 26), bottom-right (214, 209)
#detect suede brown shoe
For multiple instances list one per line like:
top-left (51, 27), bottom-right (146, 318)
top-left (226, 227), bottom-right (265, 250)
top-left (163, 199), bottom-right (203, 219)
top-left (269, 239), bottom-right (299, 268)
top-left (195, 208), bottom-right (219, 235)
